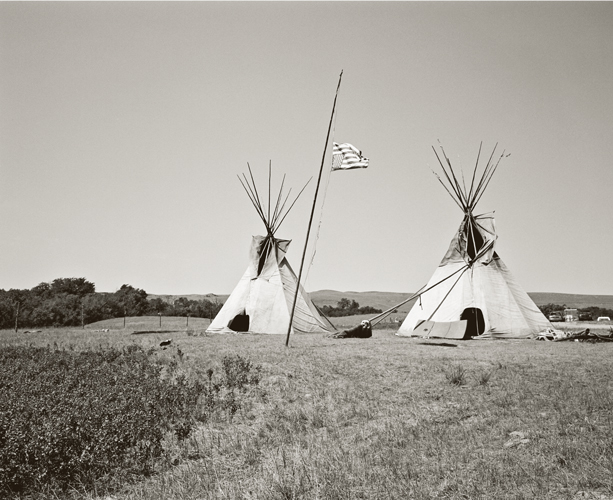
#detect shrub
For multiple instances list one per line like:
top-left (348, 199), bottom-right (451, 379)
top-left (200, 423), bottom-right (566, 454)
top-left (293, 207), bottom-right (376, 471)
top-left (222, 354), bottom-right (262, 390)
top-left (0, 345), bottom-right (207, 495)
top-left (193, 355), bottom-right (263, 422)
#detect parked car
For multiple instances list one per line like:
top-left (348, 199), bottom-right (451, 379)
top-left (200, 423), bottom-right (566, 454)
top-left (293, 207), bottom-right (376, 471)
top-left (548, 312), bottom-right (564, 322)
top-left (578, 312), bottom-right (592, 321)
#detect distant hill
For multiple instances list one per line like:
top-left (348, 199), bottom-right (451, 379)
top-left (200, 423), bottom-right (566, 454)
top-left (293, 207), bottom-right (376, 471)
top-left (528, 293), bottom-right (613, 309)
top-left (150, 291), bottom-right (613, 313)
top-left (311, 291), bottom-right (613, 313)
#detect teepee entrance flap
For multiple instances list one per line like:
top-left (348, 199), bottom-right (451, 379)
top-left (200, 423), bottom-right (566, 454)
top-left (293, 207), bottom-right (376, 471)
top-left (412, 320), bottom-right (468, 340)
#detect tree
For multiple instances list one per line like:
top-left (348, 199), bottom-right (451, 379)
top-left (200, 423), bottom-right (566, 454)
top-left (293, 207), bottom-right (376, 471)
top-left (50, 278), bottom-right (95, 297)
top-left (0, 290), bottom-right (16, 329)
top-left (82, 293), bottom-right (116, 324)
top-left (320, 298), bottom-right (382, 317)
top-left (337, 298), bottom-right (352, 310)
top-left (114, 285), bottom-right (148, 317)
top-left (30, 282), bottom-right (52, 299)
top-left (538, 303), bottom-right (565, 317)
top-left (7, 289), bottom-right (29, 331)
top-left (147, 298), bottom-right (170, 315)
top-left (171, 297), bottom-right (193, 317)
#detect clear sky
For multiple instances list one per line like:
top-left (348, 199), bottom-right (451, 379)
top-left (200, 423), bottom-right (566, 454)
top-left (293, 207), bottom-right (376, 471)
top-left (1, 2), bottom-right (612, 296)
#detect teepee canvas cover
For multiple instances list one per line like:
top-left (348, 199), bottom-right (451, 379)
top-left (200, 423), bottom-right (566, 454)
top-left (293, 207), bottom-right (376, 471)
top-left (206, 167), bottom-right (335, 335)
top-left (397, 145), bottom-right (551, 340)
top-left (207, 234), bottom-right (334, 334)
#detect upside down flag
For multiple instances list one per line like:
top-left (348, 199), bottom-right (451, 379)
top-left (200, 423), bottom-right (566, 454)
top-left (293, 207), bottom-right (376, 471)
top-left (332, 142), bottom-right (369, 171)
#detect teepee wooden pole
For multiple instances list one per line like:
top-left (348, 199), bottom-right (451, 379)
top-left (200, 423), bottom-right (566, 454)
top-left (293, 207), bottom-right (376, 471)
top-left (432, 147), bottom-right (465, 210)
top-left (471, 144), bottom-right (498, 207)
top-left (272, 188), bottom-right (293, 231)
top-left (473, 149), bottom-right (507, 208)
top-left (268, 160), bottom-right (272, 224)
top-left (467, 142), bottom-right (483, 206)
top-left (439, 144), bottom-right (469, 209)
top-left (273, 178), bottom-right (312, 233)
top-left (271, 174), bottom-right (286, 227)
top-left (285, 70), bottom-right (343, 347)
top-left (368, 264), bottom-right (468, 326)
top-left (238, 175), bottom-right (266, 226)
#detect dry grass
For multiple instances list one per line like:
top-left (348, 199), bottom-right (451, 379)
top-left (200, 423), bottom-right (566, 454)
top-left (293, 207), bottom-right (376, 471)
top-left (2, 327), bottom-right (613, 499)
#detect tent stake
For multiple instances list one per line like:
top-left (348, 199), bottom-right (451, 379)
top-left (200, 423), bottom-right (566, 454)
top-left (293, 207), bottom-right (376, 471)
top-left (285, 70), bottom-right (343, 347)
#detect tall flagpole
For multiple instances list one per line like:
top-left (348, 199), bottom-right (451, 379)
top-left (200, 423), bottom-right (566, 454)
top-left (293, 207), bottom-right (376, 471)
top-left (285, 70), bottom-right (343, 347)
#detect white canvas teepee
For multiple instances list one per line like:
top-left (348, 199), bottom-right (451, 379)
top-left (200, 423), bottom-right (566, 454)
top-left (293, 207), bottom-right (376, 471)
top-left (206, 167), bottom-right (335, 336)
top-left (397, 144), bottom-right (552, 340)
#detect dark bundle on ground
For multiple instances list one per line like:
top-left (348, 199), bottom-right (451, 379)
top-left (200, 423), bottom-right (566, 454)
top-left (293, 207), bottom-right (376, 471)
top-left (329, 320), bottom-right (372, 339)
top-left (555, 328), bottom-right (613, 342)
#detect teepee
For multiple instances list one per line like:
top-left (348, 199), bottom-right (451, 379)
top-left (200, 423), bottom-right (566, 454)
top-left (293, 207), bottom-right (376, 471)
top-left (397, 144), bottom-right (552, 340)
top-left (206, 166), bottom-right (335, 335)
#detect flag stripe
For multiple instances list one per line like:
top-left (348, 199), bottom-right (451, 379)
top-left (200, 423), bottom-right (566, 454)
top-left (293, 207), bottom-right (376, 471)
top-left (331, 142), bottom-right (369, 170)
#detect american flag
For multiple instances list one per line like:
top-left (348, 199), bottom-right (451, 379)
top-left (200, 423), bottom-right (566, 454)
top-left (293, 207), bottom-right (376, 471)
top-left (331, 142), bottom-right (369, 171)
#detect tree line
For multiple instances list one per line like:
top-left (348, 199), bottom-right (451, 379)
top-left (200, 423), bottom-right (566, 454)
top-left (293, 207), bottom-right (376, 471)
top-left (0, 278), bottom-right (223, 330)
top-left (320, 298), bottom-right (382, 317)
top-left (538, 303), bottom-right (613, 320)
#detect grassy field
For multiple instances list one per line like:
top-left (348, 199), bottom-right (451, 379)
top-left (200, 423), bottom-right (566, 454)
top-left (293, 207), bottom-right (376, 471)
top-left (52, 314), bottom-right (404, 333)
top-left (2, 322), bottom-right (613, 499)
